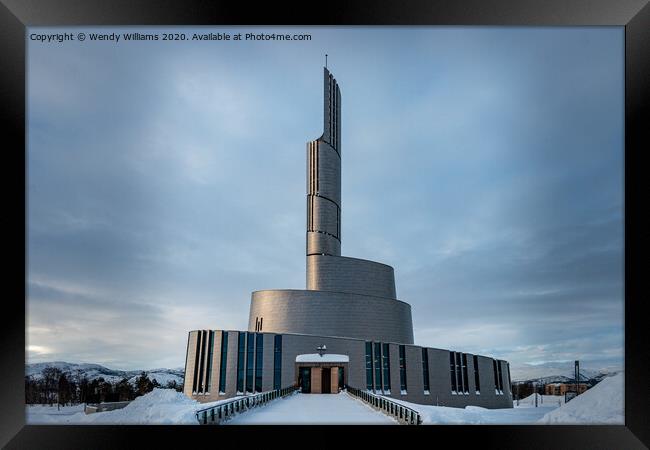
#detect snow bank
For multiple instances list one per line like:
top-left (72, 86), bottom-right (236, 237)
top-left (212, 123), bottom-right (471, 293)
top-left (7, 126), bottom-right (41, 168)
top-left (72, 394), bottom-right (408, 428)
top-left (27, 389), bottom-right (239, 425)
top-left (538, 372), bottom-right (624, 424)
top-left (383, 396), bottom-right (557, 424)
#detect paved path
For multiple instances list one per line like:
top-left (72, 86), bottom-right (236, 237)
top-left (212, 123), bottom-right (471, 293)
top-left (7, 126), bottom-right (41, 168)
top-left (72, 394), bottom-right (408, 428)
top-left (226, 392), bottom-right (396, 425)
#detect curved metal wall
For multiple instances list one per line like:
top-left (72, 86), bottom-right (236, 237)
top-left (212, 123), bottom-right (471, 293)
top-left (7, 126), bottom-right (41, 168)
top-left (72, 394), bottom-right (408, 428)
top-left (306, 68), bottom-right (342, 257)
top-left (248, 289), bottom-right (414, 344)
top-left (306, 255), bottom-right (397, 299)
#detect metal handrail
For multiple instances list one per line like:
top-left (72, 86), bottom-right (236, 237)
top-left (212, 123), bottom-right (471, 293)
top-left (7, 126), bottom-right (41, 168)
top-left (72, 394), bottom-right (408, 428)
top-left (347, 386), bottom-right (422, 425)
top-left (195, 385), bottom-right (299, 424)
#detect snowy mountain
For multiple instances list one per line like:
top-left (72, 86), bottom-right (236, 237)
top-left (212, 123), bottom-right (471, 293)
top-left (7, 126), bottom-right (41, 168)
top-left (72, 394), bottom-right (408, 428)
top-left (26, 361), bottom-right (184, 386)
top-left (511, 361), bottom-right (621, 383)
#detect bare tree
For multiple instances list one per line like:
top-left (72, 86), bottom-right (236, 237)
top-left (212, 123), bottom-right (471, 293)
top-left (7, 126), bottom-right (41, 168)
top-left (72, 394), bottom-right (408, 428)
top-left (42, 367), bottom-right (62, 405)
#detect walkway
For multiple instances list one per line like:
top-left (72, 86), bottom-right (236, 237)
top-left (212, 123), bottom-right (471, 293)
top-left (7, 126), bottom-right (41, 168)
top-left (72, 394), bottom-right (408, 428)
top-left (225, 392), bottom-right (396, 425)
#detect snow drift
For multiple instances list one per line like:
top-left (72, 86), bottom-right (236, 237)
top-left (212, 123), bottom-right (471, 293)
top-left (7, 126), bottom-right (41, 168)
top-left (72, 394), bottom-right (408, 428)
top-left (28, 389), bottom-right (237, 425)
top-left (538, 372), bottom-right (624, 424)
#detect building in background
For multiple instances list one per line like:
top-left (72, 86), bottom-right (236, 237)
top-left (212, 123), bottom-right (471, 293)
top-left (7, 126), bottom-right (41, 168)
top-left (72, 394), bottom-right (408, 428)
top-left (545, 383), bottom-right (589, 396)
top-left (183, 67), bottom-right (513, 408)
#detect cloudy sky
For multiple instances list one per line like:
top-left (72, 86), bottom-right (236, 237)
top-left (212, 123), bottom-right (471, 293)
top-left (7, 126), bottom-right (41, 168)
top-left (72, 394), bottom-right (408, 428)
top-left (27, 27), bottom-right (624, 379)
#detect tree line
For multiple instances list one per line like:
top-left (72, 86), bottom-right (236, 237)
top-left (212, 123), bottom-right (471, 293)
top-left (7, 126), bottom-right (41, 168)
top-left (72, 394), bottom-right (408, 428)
top-left (25, 366), bottom-right (183, 406)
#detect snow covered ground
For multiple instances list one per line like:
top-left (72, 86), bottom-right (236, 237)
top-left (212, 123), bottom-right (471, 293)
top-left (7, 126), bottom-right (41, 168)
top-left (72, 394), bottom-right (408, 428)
top-left (385, 372), bottom-right (623, 425)
top-left (26, 373), bottom-right (623, 425)
top-left (538, 372), bottom-right (624, 424)
top-left (226, 392), bottom-right (396, 425)
top-left (383, 397), bottom-right (556, 424)
top-left (26, 404), bottom-right (86, 418)
top-left (26, 389), bottom-right (241, 425)
top-left (28, 390), bottom-right (394, 425)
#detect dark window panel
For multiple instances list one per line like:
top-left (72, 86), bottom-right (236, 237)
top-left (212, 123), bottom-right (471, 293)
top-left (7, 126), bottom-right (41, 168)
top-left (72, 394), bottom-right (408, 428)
top-left (246, 332), bottom-right (254, 393)
top-left (473, 355), bottom-right (481, 393)
top-left (218, 331), bottom-right (228, 393)
top-left (255, 333), bottom-right (263, 392)
top-left (422, 348), bottom-right (430, 392)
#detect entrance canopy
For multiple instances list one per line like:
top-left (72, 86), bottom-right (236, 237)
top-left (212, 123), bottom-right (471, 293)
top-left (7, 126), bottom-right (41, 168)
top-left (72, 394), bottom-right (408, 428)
top-left (295, 354), bottom-right (349, 363)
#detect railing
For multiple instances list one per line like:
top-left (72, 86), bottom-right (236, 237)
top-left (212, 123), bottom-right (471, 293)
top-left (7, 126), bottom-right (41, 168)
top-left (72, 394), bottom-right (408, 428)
top-left (195, 385), bottom-right (299, 424)
top-left (347, 386), bottom-right (422, 425)
top-left (84, 400), bottom-right (132, 414)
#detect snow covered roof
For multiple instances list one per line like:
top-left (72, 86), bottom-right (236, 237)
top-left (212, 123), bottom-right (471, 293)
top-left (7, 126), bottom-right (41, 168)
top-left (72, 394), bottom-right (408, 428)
top-left (295, 354), bottom-right (349, 363)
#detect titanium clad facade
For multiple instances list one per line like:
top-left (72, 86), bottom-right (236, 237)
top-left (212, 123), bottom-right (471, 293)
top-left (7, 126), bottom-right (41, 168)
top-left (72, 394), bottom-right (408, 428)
top-left (306, 255), bottom-right (397, 299)
top-left (261, 67), bottom-right (408, 344)
top-left (248, 289), bottom-right (413, 344)
top-left (307, 67), bottom-right (341, 258)
top-left (183, 66), bottom-right (513, 410)
top-left (184, 329), bottom-right (513, 409)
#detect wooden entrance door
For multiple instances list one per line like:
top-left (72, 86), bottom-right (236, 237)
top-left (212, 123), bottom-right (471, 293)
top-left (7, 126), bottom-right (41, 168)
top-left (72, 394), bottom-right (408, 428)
top-left (322, 367), bottom-right (331, 393)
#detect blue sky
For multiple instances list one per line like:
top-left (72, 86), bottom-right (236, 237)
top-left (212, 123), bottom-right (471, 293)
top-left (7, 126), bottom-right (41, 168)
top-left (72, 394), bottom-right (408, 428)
top-left (27, 27), bottom-right (624, 378)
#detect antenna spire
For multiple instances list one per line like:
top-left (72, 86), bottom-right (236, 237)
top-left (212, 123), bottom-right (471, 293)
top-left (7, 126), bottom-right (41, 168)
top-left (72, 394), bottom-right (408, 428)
top-left (325, 54), bottom-right (328, 69)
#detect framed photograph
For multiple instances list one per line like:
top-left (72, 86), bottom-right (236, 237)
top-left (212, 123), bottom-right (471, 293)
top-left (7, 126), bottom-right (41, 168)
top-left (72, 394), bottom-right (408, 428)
top-left (3, 0), bottom-right (648, 447)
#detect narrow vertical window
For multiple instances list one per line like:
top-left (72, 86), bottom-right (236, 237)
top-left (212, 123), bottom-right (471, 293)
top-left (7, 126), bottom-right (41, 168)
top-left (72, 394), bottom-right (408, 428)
top-left (365, 342), bottom-right (373, 391)
top-left (192, 330), bottom-right (202, 393)
top-left (336, 207), bottom-right (340, 239)
top-left (493, 359), bottom-right (499, 394)
top-left (450, 351), bottom-right (457, 393)
top-left (205, 331), bottom-right (214, 393)
top-left (260, 317), bottom-right (263, 331)
top-left (197, 330), bottom-right (207, 393)
top-left (506, 362), bottom-right (512, 395)
top-left (473, 355), bottom-right (481, 394)
top-left (237, 332), bottom-right (245, 393)
top-left (399, 345), bottom-right (407, 393)
top-left (273, 335), bottom-right (282, 390)
top-left (218, 331), bottom-right (228, 394)
top-left (246, 332), bottom-right (254, 393)
top-left (255, 333), bottom-right (263, 392)
top-left (309, 143), bottom-right (313, 194)
top-left (456, 352), bottom-right (464, 394)
top-left (462, 353), bottom-right (469, 394)
top-left (382, 343), bottom-right (391, 392)
top-left (374, 342), bottom-right (382, 392)
top-left (497, 360), bottom-right (504, 393)
top-left (314, 144), bottom-right (320, 193)
top-left (422, 348), bottom-right (430, 393)
top-left (312, 143), bottom-right (315, 193)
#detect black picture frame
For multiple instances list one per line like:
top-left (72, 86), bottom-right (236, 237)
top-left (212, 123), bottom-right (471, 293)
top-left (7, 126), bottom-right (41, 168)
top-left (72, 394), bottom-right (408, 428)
top-left (2, 0), bottom-right (648, 448)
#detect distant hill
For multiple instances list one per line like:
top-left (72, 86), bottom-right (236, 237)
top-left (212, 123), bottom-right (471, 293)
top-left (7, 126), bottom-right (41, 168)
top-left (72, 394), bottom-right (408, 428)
top-left (26, 361), bottom-right (184, 387)
top-left (511, 360), bottom-right (621, 384)
top-left (512, 369), bottom-right (620, 386)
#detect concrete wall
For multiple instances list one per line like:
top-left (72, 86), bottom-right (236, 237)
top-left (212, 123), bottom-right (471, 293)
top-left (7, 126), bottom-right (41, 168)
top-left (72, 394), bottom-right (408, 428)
top-left (248, 289), bottom-right (413, 344)
top-left (183, 331), bottom-right (198, 396)
top-left (185, 330), bottom-right (513, 409)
